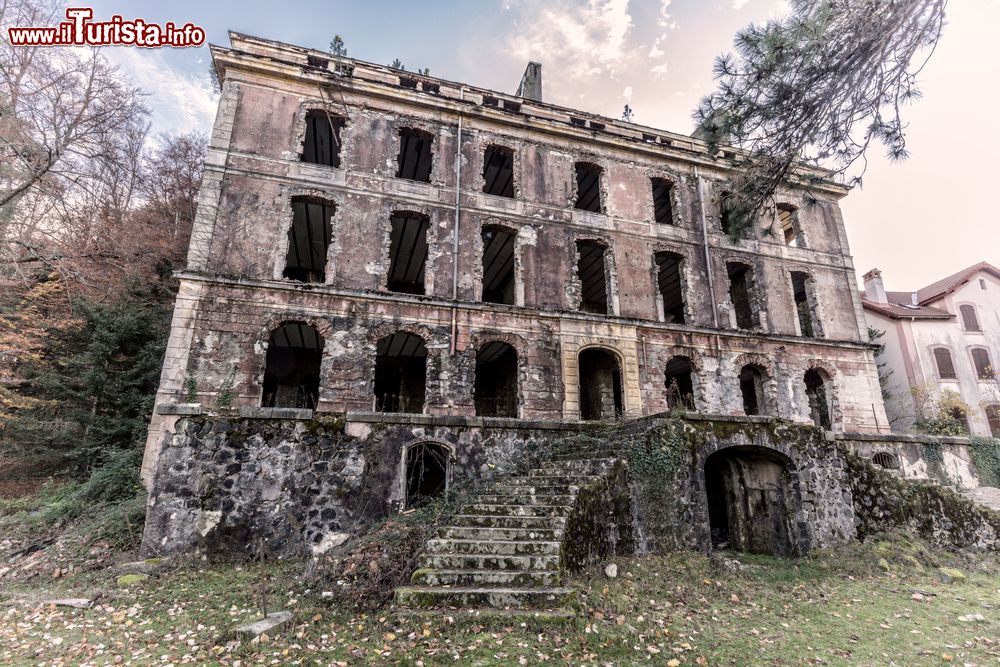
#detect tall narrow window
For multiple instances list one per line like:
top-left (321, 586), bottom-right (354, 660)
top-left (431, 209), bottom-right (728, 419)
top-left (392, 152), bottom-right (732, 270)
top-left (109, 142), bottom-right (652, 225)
top-left (804, 368), bottom-right (832, 429)
top-left (387, 212), bottom-right (429, 295)
top-left (777, 204), bottom-right (802, 247)
top-left (651, 178), bottom-right (675, 225)
top-left (301, 110), bottom-right (344, 167)
top-left (655, 251), bottom-right (686, 324)
top-left (475, 342), bottom-right (519, 417)
top-left (727, 262), bottom-right (757, 330)
top-left (374, 332), bottom-right (427, 413)
top-left (664, 356), bottom-right (695, 410)
top-left (739, 364), bottom-right (767, 416)
top-left (396, 128), bottom-right (433, 182)
top-left (576, 240), bottom-right (609, 314)
top-left (791, 271), bottom-right (820, 338)
top-left (933, 347), bottom-right (957, 379)
top-left (284, 197), bottom-right (334, 283)
top-left (972, 348), bottom-right (995, 379)
top-left (481, 224), bottom-right (516, 305)
top-left (262, 322), bottom-right (323, 409)
top-left (574, 162), bottom-right (603, 213)
top-left (482, 145), bottom-right (515, 198)
top-left (987, 405), bottom-right (1000, 437)
top-left (960, 305), bottom-right (981, 332)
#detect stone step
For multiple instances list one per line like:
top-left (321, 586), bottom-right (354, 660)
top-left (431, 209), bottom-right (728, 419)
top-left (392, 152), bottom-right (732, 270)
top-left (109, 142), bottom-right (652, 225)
top-left (533, 462), bottom-right (613, 476)
top-left (418, 553), bottom-right (560, 571)
top-left (462, 503), bottom-right (572, 517)
top-left (411, 568), bottom-right (560, 587)
top-left (426, 538), bottom-right (561, 556)
top-left (472, 494), bottom-right (576, 506)
top-left (448, 514), bottom-right (567, 529)
top-left (490, 483), bottom-right (585, 495)
top-left (394, 586), bottom-right (575, 610)
top-left (438, 526), bottom-right (563, 541)
top-left (502, 475), bottom-right (602, 486)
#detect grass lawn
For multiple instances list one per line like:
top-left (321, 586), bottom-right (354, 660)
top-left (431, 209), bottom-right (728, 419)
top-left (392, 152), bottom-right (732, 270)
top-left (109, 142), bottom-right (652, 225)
top-left (2, 536), bottom-right (999, 666)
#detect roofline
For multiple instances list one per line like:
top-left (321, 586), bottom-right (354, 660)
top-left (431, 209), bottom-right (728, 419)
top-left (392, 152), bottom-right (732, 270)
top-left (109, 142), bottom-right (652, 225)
top-left (861, 299), bottom-right (954, 321)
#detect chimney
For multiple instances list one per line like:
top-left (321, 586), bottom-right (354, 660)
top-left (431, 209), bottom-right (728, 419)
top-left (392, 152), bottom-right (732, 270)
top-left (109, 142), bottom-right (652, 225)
top-left (516, 62), bottom-right (542, 102)
top-left (863, 268), bottom-right (887, 304)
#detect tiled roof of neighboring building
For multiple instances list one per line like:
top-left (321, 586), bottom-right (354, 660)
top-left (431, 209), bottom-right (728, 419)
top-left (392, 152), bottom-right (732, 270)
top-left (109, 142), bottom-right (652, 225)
top-left (915, 261), bottom-right (1000, 305)
top-left (861, 298), bottom-right (954, 320)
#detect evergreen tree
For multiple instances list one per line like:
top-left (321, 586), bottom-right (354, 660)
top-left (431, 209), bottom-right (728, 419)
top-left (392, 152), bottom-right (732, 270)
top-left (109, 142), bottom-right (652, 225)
top-left (329, 34), bottom-right (347, 56)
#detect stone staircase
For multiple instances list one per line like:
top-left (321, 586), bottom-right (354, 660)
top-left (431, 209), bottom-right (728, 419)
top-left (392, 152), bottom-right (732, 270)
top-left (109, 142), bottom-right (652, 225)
top-left (394, 455), bottom-right (616, 614)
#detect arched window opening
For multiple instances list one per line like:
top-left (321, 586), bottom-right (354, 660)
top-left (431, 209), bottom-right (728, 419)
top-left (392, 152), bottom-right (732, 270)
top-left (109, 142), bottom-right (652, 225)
top-left (705, 447), bottom-right (795, 556)
top-left (405, 442), bottom-right (449, 508)
top-left (262, 322), bottom-right (323, 409)
top-left (804, 368), bottom-right (832, 429)
top-left (574, 162), bottom-right (603, 213)
top-left (664, 356), bottom-right (695, 411)
top-left (481, 225), bottom-right (516, 305)
top-left (387, 212), bottom-right (429, 295)
top-left (933, 347), bottom-right (957, 379)
top-left (872, 452), bottom-right (899, 470)
top-left (482, 145), bottom-right (515, 198)
top-left (578, 348), bottom-right (622, 420)
top-left (655, 251), bottom-right (686, 324)
top-left (727, 262), bottom-right (758, 330)
top-left (301, 109), bottom-right (344, 168)
top-left (475, 342), bottom-right (519, 417)
top-left (374, 332), bottom-right (427, 413)
top-left (576, 240), bottom-right (609, 314)
top-left (284, 197), bottom-right (334, 283)
top-left (739, 364), bottom-right (767, 416)
top-left (396, 128), bottom-right (433, 182)
top-left (972, 348), bottom-right (994, 380)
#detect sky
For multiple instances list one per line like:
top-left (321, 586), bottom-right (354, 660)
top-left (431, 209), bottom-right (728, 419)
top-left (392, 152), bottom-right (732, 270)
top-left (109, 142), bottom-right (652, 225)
top-left (86, 0), bottom-right (1000, 291)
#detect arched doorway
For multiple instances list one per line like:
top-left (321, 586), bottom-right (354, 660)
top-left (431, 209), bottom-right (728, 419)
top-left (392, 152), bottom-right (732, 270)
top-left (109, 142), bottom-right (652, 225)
top-left (261, 321), bottom-right (323, 409)
top-left (475, 341), bottom-right (519, 417)
top-left (664, 355), bottom-right (696, 411)
top-left (374, 332), bottom-right (427, 413)
top-left (578, 348), bottom-right (623, 420)
top-left (738, 364), bottom-right (768, 416)
top-left (704, 447), bottom-right (796, 557)
top-left (405, 442), bottom-right (449, 508)
top-left (804, 368), bottom-right (833, 429)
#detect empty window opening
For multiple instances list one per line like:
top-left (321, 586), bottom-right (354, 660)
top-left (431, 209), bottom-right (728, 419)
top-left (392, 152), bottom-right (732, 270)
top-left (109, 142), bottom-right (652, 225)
top-left (950, 407), bottom-right (970, 434)
top-left (399, 76), bottom-right (418, 89)
top-left (981, 279), bottom-right (988, 291)
top-left (578, 348), bottom-right (623, 420)
top-left (791, 271), bottom-right (819, 338)
top-left (777, 204), bottom-right (802, 247)
top-left (482, 145), bottom-right (515, 198)
top-left (570, 117), bottom-right (587, 127)
top-left (589, 121), bottom-right (605, 131)
top-left (804, 368), bottom-right (832, 430)
top-left (405, 442), bottom-right (448, 508)
top-left (651, 178), bottom-right (675, 225)
top-left (283, 197), bottom-right (334, 283)
top-left (482, 94), bottom-right (499, 107)
top-left (396, 128), bottom-right (433, 182)
top-left (503, 100), bottom-right (521, 113)
top-left (577, 240), bottom-right (609, 314)
top-left (987, 405), bottom-right (1000, 438)
top-left (720, 191), bottom-right (737, 236)
top-left (655, 251), bottom-right (686, 324)
top-left (387, 212), bottom-right (429, 295)
top-left (972, 348), bottom-right (994, 379)
top-left (933, 347), bottom-right (957, 379)
top-left (739, 364), bottom-right (767, 416)
top-left (960, 305), bottom-right (981, 331)
top-left (872, 452), bottom-right (899, 470)
top-left (664, 356), bottom-right (695, 411)
top-left (262, 322), bottom-right (323, 409)
top-left (422, 81), bottom-right (440, 94)
top-left (481, 225), bottom-right (516, 305)
top-left (374, 332), bottom-right (427, 414)
top-left (301, 110), bottom-right (344, 168)
top-left (727, 262), bottom-right (757, 330)
top-left (475, 342), bottom-right (519, 417)
top-left (574, 162), bottom-right (604, 213)
top-left (705, 448), bottom-right (795, 556)
top-left (306, 55), bottom-right (329, 69)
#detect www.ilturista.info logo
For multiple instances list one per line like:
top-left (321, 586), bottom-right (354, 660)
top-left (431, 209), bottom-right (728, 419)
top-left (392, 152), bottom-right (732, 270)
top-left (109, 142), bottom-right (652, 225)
top-left (7, 8), bottom-right (205, 47)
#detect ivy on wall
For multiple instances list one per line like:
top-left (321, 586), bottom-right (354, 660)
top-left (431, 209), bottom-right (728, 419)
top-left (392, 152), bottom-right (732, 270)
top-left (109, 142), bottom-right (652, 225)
top-left (969, 437), bottom-right (1000, 487)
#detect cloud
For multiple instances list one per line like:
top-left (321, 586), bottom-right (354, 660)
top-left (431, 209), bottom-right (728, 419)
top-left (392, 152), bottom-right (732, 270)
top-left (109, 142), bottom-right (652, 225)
top-left (105, 48), bottom-right (218, 138)
top-left (622, 85), bottom-right (633, 100)
top-left (732, 0), bottom-right (750, 8)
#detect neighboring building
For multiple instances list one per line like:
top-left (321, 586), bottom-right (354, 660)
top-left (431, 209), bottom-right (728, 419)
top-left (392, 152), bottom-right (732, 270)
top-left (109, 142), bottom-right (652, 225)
top-left (863, 263), bottom-right (1000, 436)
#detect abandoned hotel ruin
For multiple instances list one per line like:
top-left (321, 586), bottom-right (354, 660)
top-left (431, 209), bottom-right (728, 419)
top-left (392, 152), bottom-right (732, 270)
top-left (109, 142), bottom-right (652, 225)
top-left (139, 33), bottom-right (998, 610)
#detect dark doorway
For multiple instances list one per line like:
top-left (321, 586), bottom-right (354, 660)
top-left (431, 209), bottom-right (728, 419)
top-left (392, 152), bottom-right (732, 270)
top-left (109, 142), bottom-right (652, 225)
top-left (804, 369), bottom-right (832, 429)
top-left (284, 197), bottom-right (334, 283)
top-left (262, 322), bottom-right (323, 409)
top-left (577, 240), bottom-right (609, 314)
top-left (475, 342), bottom-right (519, 417)
top-left (481, 225), bottom-right (516, 305)
top-left (704, 448), bottom-right (795, 556)
top-left (482, 145), bottom-right (515, 198)
top-left (655, 251), bottom-right (686, 324)
top-left (374, 332), bottom-right (427, 413)
top-left (578, 348), bottom-right (623, 420)
top-left (664, 356), bottom-right (695, 410)
top-left (405, 442), bottom-right (449, 508)
top-left (739, 364), bottom-right (766, 416)
top-left (387, 212), bottom-right (429, 295)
